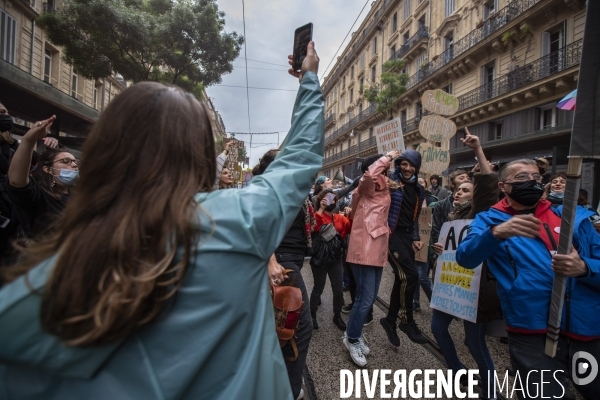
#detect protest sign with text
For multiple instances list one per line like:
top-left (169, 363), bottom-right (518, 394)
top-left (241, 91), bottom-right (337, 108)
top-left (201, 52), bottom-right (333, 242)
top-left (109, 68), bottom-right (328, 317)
top-left (374, 118), bottom-right (405, 154)
top-left (421, 90), bottom-right (459, 116)
top-left (430, 220), bottom-right (482, 323)
top-left (416, 142), bottom-right (450, 175)
top-left (419, 115), bottom-right (457, 142)
top-left (415, 207), bottom-right (432, 263)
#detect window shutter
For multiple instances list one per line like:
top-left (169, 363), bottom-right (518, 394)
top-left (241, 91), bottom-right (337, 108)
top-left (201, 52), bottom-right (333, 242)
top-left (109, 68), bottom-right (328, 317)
top-left (541, 32), bottom-right (551, 56)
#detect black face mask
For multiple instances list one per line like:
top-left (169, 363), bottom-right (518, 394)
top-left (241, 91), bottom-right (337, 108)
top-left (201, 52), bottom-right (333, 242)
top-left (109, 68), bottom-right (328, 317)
top-left (506, 180), bottom-right (545, 207)
top-left (538, 168), bottom-right (547, 175)
top-left (0, 114), bottom-right (13, 133)
top-left (325, 203), bottom-right (337, 212)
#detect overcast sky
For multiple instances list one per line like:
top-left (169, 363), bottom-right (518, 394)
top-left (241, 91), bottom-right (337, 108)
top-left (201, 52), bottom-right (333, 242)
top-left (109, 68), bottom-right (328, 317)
top-left (206, 0), bottom-right (371, 167)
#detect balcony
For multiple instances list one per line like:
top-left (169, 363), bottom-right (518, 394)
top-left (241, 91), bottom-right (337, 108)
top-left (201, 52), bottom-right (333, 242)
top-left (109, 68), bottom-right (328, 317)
top-left (389, 26), bottom-right (429, 62)
top-left (322, 0), bottom-right (399, 94)
top-left (324, 104), bottom-right (377, 146)
top-left (456, 40), bottom-right (582, 113)
top-left (404, 0), bottom-right (546, 90)
top-left (325, 113), bottom-right (336, 128)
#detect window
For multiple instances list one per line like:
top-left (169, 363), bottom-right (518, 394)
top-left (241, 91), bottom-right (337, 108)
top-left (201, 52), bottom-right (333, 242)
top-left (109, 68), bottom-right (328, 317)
top-left (71, 70), bottom-right (78, 99)
top-left (415, 102), bottom-right (423, 119)
top-left (44, 49), bottom-right (52, 84)
top-left (372, 37), bottom-right (377, 56)
top-left (350, 66), bottom-right (354, 80)
top-left (404, 0), bottom-right (411, 21)
top-left (418, 15), bottom-right (426, 30)
top-left (542, 22), bottom-right (566, 74)
top-left (342, 76), bottom-right (346, 88)
top-left (416, 53), bottom-right (426, 71)
top-left (371, 66), bottom-right (376, 83)
top-left (348, 139), bottom-right (351, 149)
top-left (359, 77), bottom-right (364, 93)
top-left (341, 95), bottom-right (345, 110)
top-left (359, 103), bottom-right (363, 114)
top-left (442, 83), bottom-right (453, 94)
top-left (0, 10), bottom-right (17, 64)
top-left (403, 31), bottom-right (410, 44)
top-left (444, 31), bottom-right (454, 63)
top-left (369, 127), bottom-right (373, 138)
top-left (350, 89), bottom-right (354, 104)
top-left (540, 105), bottom-right (557, 129)
top-left (481, 61), bottom-right (496, 99)
top-left (445, 0), bottom-right (455, 17)
top-left (93, 84), bottom-right (99, 110)
top-left (391, 12), bottom-right (398, 33)
top-left (491, 121), bottom-right (503, 140)
top-left (401, 109), bottom-right (407, 125)
top-left (108, 81), bottom-right (113, 102)
top-left (391, 45), bottom-right (396, 58)
top-left (360, 52), bottom-right (365, 69)
top-left (483, 0), bottom-right (497, 19)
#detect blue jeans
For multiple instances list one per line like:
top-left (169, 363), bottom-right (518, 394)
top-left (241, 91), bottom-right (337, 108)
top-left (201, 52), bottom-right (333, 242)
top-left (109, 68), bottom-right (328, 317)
top-left (413, 260), bottom-right (432, 305)
top-left (431, 309), bottom-right (495, 398)
top-left (346, 263), bottom-right (383, 340)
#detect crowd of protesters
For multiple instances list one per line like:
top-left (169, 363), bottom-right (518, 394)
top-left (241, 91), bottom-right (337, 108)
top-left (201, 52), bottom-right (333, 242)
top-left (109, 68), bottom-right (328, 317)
top-left (0, 39), bottom-right (599, 400)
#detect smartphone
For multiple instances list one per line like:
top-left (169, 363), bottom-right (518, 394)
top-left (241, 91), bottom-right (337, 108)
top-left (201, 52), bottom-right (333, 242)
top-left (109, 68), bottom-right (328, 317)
top-left (325, 193), bottom-right (335, 206)
top-left (0, 215), bottom-right (9, 229)
top-left (293, 23), bottom-right (313, 72)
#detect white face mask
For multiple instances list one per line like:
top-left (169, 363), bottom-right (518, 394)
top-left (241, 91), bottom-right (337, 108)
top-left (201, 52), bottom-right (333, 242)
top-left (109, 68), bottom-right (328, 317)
top-left (54, 169), bottom-right (79, 186)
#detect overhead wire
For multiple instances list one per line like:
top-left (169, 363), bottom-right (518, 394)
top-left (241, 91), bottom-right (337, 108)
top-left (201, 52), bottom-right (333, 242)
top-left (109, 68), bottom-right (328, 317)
top-left (319, 0), bottom-right (371, 82)
top-left (214, 84), bottom-right (297, 92)
top-left (241, 0), bottom-right (252, 161)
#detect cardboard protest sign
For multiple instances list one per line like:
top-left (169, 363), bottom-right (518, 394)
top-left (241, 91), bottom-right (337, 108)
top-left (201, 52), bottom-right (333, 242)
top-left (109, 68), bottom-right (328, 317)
top-left (421, 90), bottom-right (459, 116)
top-left (416, 142), bottom-right (450, 175)
top-left (415, 207), bottom-right (432, 263)
top-left (419, 115), bottom-right (457, 142)
top-left (374, 118), bottom-right (405, 154)
top-left (430, 220), bottom-right (482, 322)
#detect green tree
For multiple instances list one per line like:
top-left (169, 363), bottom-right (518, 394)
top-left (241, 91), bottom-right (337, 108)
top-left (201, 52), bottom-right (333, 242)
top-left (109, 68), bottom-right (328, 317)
top-left (362, 58), bottom-right (409, 119)
top-left (38, 0), bottom-right (243, 97)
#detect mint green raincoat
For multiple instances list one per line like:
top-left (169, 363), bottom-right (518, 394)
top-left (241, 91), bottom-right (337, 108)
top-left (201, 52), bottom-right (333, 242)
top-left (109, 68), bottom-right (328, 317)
top-left (0, 72), bottom-right (324, 400)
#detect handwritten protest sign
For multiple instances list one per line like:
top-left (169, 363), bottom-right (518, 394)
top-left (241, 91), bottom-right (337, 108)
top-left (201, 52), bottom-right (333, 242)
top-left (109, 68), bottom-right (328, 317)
top-left (415, 207), bottom-right (432, 262)
top-left (421, 90), bottom-right (459, 116)
top-left (430, 220), bottom-right (482, 322)
top-left (419, 115), bottom-right (457, 142)
top-left (416, 142), bottom-right (450, 175)
top-left (374, 118), bottom-right (405, 154)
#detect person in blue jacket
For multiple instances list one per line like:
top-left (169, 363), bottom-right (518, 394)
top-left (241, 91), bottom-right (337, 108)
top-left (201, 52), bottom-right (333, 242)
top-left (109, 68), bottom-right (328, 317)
top-left (457, 158), bottom-right (600, 400)
top-left (0, 43), bottom-right (323, 400)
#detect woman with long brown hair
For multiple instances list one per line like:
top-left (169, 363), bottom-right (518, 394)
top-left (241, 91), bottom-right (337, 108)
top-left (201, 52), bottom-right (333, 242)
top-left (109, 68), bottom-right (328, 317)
top-left (0, 43), bottom-right (323, 400)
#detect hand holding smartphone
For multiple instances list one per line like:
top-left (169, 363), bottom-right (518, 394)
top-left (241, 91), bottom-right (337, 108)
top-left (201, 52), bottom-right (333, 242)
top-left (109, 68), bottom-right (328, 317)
top-left (292, 23), bottom-right (313, 72)
top-left (325, 193), bottom-right (335, 206)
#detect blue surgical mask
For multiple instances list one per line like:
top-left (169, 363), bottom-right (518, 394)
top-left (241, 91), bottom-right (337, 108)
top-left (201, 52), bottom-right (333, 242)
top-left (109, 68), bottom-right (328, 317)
top-left (550, 191), bottom-right (565, 199)
top-left (54, 169), bottom-right (79, 185)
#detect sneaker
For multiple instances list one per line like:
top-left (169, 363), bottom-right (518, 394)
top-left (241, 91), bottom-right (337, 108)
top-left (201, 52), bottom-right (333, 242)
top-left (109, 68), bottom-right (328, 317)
top-left (333, 313), bottom-right (347, 331)
top-left (379, 318), bottom-right (400, 347)
top-left (413, 303), bottom-right (421, 312)
top-left (296, 388), bottom-right (304, 400)
top-left (399, 322), bottom-right (428, 344)
top-left (341, 303), bottom-right (354, 314)
top-left (343, 335), bottom-right (367, 367)
top-left (363, 313), bottom-right (373, 326)
top-left (343, 332), bottom-right (370, 356)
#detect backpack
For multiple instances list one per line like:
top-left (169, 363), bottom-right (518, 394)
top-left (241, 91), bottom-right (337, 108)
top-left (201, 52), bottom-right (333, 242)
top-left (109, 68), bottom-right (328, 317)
top-left (310, 222), bottom-right (345, 266)
top-left (271, 269), bottom-right (303, 362)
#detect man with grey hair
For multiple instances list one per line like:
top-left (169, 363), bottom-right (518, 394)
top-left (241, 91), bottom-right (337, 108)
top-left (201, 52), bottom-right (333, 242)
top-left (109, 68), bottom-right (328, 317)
top-left (457, 159), bottom-right (600, 399)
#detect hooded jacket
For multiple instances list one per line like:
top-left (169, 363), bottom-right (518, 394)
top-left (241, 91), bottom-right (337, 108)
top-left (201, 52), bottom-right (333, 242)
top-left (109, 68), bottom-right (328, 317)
top-left (457, 199), bottom-right (600, 338)
top-left (346, 156), bottom-right (391, 267)
top-left (0, 72), bottom-right (325, 400)
top-left (387, 150), bottom-right (426, 240)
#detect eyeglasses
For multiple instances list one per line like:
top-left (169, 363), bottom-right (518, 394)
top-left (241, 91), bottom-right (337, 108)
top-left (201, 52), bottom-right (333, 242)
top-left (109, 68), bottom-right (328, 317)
top-left (52, 158), bottom-right (80, 166)
top-left (505, 172), bottom-right (542, 183)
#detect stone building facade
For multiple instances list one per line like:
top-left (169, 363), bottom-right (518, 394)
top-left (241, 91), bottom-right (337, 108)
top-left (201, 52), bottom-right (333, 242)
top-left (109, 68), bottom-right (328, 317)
top-left (321, 0), bottom-right (596, 202)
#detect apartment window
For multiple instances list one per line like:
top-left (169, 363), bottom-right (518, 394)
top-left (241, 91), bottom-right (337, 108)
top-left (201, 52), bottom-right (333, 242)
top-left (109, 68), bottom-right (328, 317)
top-left (44, 49), bottom-right (52, 84)
top-left (108, 81), bottom-right (113, 102)
top-left (359, 77), bottom-right (364, 92)
top-left (444, 31), bottom-right (454, 63)
top-left (341, 95), bottom-right (345, 110)
top-left (483, 0), bottom-right (498, 19)
top-left (542, 22), bottom-right (566, 74)
top-left (416, 53), bottom-right (426, 69)
top-left (491, 121), bottom-right (503, 140)
top-left (442, 83), bottom-right (453, 94)
top-left (540, 104), bottom-right (557, 129)
top-left (372, 37), bottom-right (377, 56)
top-left (71, 70), bottom-right (78, 99)
top-left (350, 65), bottom-right (354, 80)
top-left (404, 0), bottom-right (411, 21)
top-left (481, 61), bottom-right (496, 99)
top-left (350, 89), bottom-right (354, 104)
top-left (0, 10), bottom-right (17, 64)
top-left (359, 103), bottom-right (363, 114)
top-left (93, 84), bottom-right (99, 110)
top-left (340, 143), bottom-right (343, 153)
top-left (445, 0), bottom-right (455, 17)
top-left (342, 76), bottom-right (346, 88)
top-left (418, 15), bottom-right (426, 30)
top-left (403, 31), bottom-right (410, 44)
top-left (371, 66), bottom-right (376, 83)
top-left (348, 139), bottom-right (351, 149)
top-left (415, 102), bottom-right (423, 119)
top-left (360, 52), bottom-right (365, 69)
top-left (369, 127), bottom-right (374, 138)
top-left (391, 45), bottom-right (396, 58)
top-left (401, 109), bottom-right (407, 125)
top-left (392, 12), bottom-right (398, 33)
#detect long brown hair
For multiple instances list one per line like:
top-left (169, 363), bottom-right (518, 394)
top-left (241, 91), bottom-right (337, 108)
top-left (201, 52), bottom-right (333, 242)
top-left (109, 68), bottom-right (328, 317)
top-left (33, 148), bottom-right (67, 200)
top-left (3, 82), bottom-right (216, 346)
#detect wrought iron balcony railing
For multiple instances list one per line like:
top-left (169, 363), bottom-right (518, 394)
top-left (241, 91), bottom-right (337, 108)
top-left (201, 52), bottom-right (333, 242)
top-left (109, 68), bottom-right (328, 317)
top-left (457, 39), bottom-right (582, 111)
top-left (322, 0), bottom-right (399, 94)
top-left (325, 113), bottom-right (336, 126)
top-left (405, 0), bottom-right (546, 90)
top-left (390, 26), bottom-right (429, 62)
